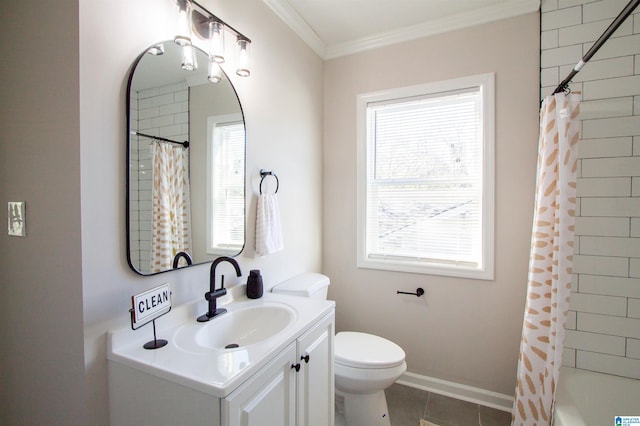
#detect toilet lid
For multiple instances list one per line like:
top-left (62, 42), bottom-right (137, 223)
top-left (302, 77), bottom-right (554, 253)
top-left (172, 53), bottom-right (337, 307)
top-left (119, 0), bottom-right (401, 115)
top-left (335, 332), bottom-right (405, 369)
top-left (271, 272), bottom-right (330, 297)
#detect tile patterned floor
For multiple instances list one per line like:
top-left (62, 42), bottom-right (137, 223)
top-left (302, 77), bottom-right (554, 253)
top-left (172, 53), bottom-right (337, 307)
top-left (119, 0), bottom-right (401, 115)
top-left (385, 383), bottom-right (512, 426)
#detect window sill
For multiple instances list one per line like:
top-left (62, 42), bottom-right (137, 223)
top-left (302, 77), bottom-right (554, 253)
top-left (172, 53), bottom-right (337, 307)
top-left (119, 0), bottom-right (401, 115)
top-left (357, 257), bottom-right (494, 281)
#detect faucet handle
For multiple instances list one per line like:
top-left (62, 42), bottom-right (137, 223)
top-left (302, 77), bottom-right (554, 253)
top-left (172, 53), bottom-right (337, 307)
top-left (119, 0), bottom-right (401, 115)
top-left (220, 275), bottom-right (225, 289)
top-left (205, 287), bottom-right (227, 301)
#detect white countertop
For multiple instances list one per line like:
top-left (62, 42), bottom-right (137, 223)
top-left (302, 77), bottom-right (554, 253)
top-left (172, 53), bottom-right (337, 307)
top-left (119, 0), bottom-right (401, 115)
top-left (108, 292), bottom-right (335, 398)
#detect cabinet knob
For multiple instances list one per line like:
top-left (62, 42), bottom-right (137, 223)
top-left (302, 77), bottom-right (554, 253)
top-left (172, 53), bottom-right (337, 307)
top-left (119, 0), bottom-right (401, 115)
top-left (301, 354), bottom-right (310, 363)
top-left (291, 363), bottom-right (301, 372)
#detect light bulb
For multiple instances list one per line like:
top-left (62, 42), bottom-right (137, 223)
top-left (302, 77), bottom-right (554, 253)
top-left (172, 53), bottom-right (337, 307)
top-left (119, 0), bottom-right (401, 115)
top-left (208, 21), bottom-right (225, 63)
top-left (181, 45), bottom-right (197, 71)
top-left (235, 38), bottom-right (250, 77)
top-left (174, 0), bottom-right (192, 46)
top-left (208, 59), bottom-right (222, 83)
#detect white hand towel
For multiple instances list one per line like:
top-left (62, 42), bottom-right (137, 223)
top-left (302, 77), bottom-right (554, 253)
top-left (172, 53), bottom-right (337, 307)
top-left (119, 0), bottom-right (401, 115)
top-left (256, 193), bottom-right (284, 256)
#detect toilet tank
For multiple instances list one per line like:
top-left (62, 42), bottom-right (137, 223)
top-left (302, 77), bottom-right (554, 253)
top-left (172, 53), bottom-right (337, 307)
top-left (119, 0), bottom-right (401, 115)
top-left (271, 272), bottom-right (330, 300)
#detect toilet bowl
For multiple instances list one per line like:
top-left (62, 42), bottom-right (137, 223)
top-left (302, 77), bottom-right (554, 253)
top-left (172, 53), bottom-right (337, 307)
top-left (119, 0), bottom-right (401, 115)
top-left (334, 331), bottom-right (406, 426)
top-left (272, 273), bottom-right (406, 426)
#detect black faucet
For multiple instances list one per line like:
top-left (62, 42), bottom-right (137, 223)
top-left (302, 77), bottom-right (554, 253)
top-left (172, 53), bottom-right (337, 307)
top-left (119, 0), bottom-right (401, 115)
top-left (197, 256), bottom-right (242, 322)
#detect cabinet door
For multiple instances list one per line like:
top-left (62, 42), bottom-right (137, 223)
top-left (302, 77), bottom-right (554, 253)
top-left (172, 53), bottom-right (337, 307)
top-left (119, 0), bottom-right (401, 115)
top-left (297, 313), bottom-right (335, 426)
top-left (223, 342), bottom-right (296, 426)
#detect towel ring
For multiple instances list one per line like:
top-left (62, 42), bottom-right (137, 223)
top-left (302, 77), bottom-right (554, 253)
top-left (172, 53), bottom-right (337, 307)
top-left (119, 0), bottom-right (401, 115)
top-left (259, 169), bottom-right (279, 194)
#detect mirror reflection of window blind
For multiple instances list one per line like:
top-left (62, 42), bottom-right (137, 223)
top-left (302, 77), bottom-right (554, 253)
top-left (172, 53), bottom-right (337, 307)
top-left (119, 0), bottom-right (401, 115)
top-left (365, 87), bottom-right (483, 267)
top-left (211, 122), bottom-right (245, 249)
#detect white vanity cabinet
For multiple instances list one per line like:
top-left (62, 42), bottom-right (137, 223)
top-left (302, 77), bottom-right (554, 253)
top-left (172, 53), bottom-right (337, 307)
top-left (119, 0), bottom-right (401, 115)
top-left (223, 312), bottom-right (334, 426)
top-left (223, 342), bottom-right (297, 425)
top-left (296, 312), bottom-right (334, 426)
top-left (108, 296), bottom-right (335, 426)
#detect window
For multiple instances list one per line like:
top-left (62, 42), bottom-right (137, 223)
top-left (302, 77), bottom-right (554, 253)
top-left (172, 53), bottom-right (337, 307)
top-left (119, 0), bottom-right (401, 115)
top-left (357, 73), bottom-right (494, 279)
top-left (207, 114), bottom-right (245, 255)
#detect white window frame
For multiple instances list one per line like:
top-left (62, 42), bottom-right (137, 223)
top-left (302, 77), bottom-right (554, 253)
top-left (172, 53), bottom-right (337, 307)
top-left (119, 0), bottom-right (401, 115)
top-left (356, 73), bottom-right (495, 280)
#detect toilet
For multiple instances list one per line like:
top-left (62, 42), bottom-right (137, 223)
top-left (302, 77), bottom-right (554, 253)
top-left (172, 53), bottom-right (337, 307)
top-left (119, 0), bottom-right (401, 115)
top-left (272, 273), bottom-right (407, 426)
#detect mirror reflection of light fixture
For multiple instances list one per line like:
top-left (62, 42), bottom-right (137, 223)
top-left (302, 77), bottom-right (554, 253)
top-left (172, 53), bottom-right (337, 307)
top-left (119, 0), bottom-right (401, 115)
top-left (174, 0), bottom-right (193, 46)
top-left (235, 37), bottom-right (251, 77)
top-left (208, 59), bottom-right (222, 83)
top-left (181, 45), bottom-right (198, 71)
top-left (147, 44), bottom-right (165, 56)
top-left (208, 21), bottom-right (225, 63)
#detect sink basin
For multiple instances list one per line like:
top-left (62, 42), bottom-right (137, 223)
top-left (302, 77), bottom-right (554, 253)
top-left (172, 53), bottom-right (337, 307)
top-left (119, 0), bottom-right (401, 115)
top-left (175, 303), bottom-right (297, 351)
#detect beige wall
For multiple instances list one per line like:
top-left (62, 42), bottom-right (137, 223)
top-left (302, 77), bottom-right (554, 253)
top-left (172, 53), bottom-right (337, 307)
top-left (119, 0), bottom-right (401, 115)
top-left (0, 0), bottom-right (86, 423)
top-left (323, 13), bottom-right (540, 395)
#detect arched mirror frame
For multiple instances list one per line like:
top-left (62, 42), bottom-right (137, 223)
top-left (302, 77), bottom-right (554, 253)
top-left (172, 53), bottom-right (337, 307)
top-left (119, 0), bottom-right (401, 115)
top-left (126, 41), bottom-right (246, 276)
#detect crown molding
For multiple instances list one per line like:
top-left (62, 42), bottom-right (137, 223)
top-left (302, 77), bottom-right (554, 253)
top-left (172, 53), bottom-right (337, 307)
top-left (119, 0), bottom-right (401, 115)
top-left (262, 0), bottom-right (326, 58)
top-left (264, 0), bottom-right (540, 60)
top-left (325, 0), bottom-right (540, 59)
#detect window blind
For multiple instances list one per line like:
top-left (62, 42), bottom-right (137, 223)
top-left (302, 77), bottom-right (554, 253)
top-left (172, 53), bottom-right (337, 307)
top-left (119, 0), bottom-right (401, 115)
top-left (211, 121), bottom-right (245, 249)
top-left (365, 88), bottom-right (483, 267)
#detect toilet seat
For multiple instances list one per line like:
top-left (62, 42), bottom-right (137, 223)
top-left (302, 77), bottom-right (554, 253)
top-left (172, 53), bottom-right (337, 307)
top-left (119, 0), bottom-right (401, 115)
top-left (335, 332), bottom-right (405, 369)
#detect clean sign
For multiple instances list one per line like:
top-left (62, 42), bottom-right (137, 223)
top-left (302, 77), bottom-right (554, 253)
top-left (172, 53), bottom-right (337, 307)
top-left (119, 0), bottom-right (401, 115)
top-left (132, 283), bottom-right (171, 325)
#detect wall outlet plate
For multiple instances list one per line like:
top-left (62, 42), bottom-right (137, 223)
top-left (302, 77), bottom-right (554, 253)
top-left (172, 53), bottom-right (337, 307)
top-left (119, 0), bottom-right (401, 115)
top-left (8, 201), bottom-right (26, 237)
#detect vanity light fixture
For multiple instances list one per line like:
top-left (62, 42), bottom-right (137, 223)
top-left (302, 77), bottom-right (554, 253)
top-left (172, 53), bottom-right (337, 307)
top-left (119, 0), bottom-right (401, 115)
top-left (173, 0), bottom-right (251, 78)
top-left (235, 37), bottom-right (251, 77)
top-left (174, 0), bottom-right (193, 47)
top-left (208, 20), bottom-right (225, 63)
top-left (207, 59), bottom-right (222, 83)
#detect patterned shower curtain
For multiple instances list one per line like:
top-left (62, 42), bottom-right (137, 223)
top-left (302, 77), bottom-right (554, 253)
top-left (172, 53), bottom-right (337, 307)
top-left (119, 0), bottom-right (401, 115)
top-left (151, 142), bottom-right (192, 273)
top-left (512, 93), bottom-right (580, 425)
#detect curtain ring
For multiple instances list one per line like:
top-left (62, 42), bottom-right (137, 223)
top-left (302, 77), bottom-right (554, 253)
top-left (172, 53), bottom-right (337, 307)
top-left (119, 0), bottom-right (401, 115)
top-left (259, 169), bottom-right (279, 194)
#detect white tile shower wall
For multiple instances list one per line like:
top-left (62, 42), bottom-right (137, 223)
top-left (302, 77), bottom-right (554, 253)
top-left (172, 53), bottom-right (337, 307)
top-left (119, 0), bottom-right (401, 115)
top-left (130, 82), bottom-right (189, 274)
top-left (541, 0), bottom-right (640, 380)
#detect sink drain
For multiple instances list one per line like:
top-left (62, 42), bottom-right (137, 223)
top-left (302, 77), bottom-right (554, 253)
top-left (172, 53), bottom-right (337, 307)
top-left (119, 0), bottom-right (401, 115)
top-left (224, 343), bottom-right (239, 349)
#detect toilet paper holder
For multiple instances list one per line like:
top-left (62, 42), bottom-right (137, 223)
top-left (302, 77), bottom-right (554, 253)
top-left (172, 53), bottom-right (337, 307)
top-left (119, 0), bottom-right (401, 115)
top-left (397, 287), bottom-right (424, 297)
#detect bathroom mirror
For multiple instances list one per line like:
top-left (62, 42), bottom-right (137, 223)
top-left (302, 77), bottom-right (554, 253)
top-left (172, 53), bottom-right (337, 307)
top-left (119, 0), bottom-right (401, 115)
top-left (127, 41), bottom-right (245, 275)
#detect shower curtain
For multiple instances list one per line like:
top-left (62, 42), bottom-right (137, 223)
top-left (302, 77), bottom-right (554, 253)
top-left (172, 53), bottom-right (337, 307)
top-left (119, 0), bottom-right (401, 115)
top-left (151, 142), bottom-right (192, 273)
top-left (512, 93), bottom-right (580, 425)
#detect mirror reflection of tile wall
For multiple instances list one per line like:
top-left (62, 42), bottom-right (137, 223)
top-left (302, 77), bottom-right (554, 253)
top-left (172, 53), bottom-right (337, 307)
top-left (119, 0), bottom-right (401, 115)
top-left (129, 82), bottom-right (189, 274)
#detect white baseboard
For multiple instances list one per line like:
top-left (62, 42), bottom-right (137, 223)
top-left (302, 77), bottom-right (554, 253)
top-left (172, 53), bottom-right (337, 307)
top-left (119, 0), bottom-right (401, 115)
top-left (396, 371), bottom-right (514, 413)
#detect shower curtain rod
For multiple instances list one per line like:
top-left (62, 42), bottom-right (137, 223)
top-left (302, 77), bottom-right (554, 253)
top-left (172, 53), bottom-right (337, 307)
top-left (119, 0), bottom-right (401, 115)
top-left (134, 131), bottom-right (189, 148)
top-left (552, 0), bottom-right (640, 95)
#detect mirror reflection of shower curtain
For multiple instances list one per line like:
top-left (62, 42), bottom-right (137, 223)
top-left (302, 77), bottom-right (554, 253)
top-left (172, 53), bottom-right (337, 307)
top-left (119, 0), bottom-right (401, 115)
top-left (150, 142), bottom-right (192, 273)
top-left (512, 93), bottom-right (580, 426)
